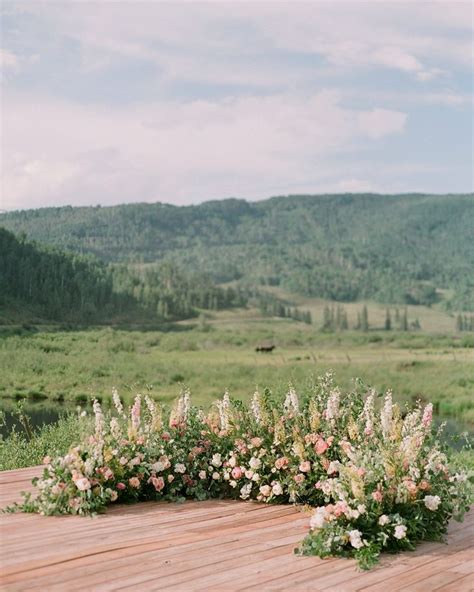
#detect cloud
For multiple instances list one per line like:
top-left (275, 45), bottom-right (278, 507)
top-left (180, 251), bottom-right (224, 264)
top-left (1, 91), bottom-right (407, 210)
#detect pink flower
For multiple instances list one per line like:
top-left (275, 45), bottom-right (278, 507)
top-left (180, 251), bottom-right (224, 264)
top-left (419, 480), bottom-right (430, 491)
top-left (250, 437), bottom-right (263, 448)
top-left (315, 439), bottom-right (328, 455)
top-left (129, 477), bottom-right (140, 489)
top-left (372, 490), bottom-right (383, 503)
top-left (231, 467), bottom-right (243, 479)
top-left (357, 467), bottom-right (366, 477)
top-left (151, 476), bottom-right (165, 492)
top-left (299, 461), bottom-right (311, 473)
top-left (259, 485), bottom-right (271, 497)
top-left (74, 477), bottom-right (91, 491)
top-left (275, 456), bottom-right (289, 470)
top-left (103, 468), bottom-right (114, 481)
top-left (294, 473), bottom-right (305, 484)
top-left (161, 432), bottom-right (171, 441)
top-left (116, 482), bottom-right (126, 490)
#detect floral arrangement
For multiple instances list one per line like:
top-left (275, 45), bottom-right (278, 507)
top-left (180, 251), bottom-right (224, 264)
top-left (9, 374), bottom-right (471, 570)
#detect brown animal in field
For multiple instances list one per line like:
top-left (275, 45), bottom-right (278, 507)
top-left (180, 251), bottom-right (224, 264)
top-left (255, 344), bottom-right (275, 353)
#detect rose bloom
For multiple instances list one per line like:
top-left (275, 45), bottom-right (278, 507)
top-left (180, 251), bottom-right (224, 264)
top-left (250, 437), bottom-right (263, 448)
top-left (419, 480), bottom-right (430, 491)
top-left (275, 457), bottom-right (289, 470)
top-left (315, 439), bottom-right (328, 455)
top-left (424, 495), bottom-right (441, 511)
top-left (228, 455), bottom-right (237, 468)
top-left (372, 490), bottom-right (383, 503)
top-left (199, 470), bottom-right (207, 480)
top-left (259, 485), bottom-right (272, 497)
top-left (103, 468), bottom-right (114, 481)
top-left (378, 515), bottom-right (390, 526)
top-left (174, 463), bottom-right (186, 474)
top-left (394, 525), bottom-right (407, 539)
top-left (168, 474), bottom-right (175, 483)
top-left (245, 469), bottom-right (254, 480)
top-left (212, 472), bottom-right (220, 480)
top-left (294, 473), bottom-right (305, 484)
top-left (231, 467), bottom-right (243, 479)
top-left (299, 461), bottom-right (311, 473)
top-left (110, 491), bottom-right (118, 502)
top-left (404, 480), bottom-right (418, 496)
top-left (151, 476), bottom-right (165, 492)
top-left (272, 482), bottom-right (283, 496)
top-left (116, 482), bottom-right (126, 490)
top-left (119, 457), bottom-right (128, 466)
top-left (249, 457), bottom-right (262, 470)
top-left (129, 477), bottom-right (141, 488)
top-left (75, 478), bottom-right (91, 492)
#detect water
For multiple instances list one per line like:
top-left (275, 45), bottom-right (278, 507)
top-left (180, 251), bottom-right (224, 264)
top-left (0, 403), bottom-right (74, 438)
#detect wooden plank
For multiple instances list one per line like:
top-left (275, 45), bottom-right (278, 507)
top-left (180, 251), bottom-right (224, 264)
top-left (0, 466), bottom-right (472, 592)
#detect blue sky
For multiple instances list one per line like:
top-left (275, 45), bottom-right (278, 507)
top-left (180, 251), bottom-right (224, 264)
top-left (1, 1), bottom-right (472, 210)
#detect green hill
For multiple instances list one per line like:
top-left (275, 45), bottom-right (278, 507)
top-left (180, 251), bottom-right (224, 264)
top-left (2, 193), bottom-right (473, 309)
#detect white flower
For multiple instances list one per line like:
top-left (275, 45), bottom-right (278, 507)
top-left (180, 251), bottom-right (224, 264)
top-left (212, 472), bottom-right (220, 480)
top-left (357, 504), bottom-right (366, 515)
top-left (251, 390), bottom-right (262, 424)
top-left (381, 391), bottom-right (393, 436)
top-left (198, 470), bottom-right (207, 480)
top-left (251, 473), bottom-right (260, 482)
top-left (284, 386), bottom-right (300, 415)
top-left (424, 495), bottom-right (441, 511)
top-left (326, 389), bottom-right (340, 422)
top-left (240, 483), bottom-right (252, 500)
top-left (230, 480), bottom-right (237, 488)
top-left (249, 457), bottom-right (262, 470)
top-left (74, 477), bottom-right (91, 492)
top-left (259, 485), bottom-right (271, 497)
top-left (394, 525), bottom-right (407, 539)
top-left (348, 530), bottom-right (364, 549)
top-left (228, 455), bottom-right (237, 468)
top-left (174, 463), bottom-right (186, 474)
top-left (152, 461), bottom-right (166, 473)
top-left (245, 469), bottom-right (254, 480)
top-left (223, 472), bottom-right (230, 481)
top-left (310, 507), bottom-right (329, 530)
top-left (272, 482), bottom-right (283, 496)
top-left (211, 453), bottom-right (222, 468)
top-left (327, 461), bottom-right (340, 475)
top-left (378, 515), bottom-right (390, 526)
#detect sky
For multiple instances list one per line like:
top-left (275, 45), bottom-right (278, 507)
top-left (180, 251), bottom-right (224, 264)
top-left (0, 0), bottom-right (473, 211)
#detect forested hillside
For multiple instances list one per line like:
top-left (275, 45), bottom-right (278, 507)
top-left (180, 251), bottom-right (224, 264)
top-left (0, 229), bottom-right (246, 323)
top-left (2, 193), bottom-right (473, 309)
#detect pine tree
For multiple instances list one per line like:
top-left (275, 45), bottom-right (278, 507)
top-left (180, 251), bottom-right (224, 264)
top-left (401, 308), bottom-right (408, 331)
top-left (361, 305), bottom-right (369, 332)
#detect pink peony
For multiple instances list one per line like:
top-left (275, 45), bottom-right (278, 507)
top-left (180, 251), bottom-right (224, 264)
top-left (116, 482), bottom-right (126, 490)
top-left (372, 490), bottom-right (383, 502)
top-left (151, 476), bottom-right (165, 492)
top-left (231, 467), bottom-right (243, 479)
top-left (74, 477), bottom-right (91, 491)
top-left (299, 461), bottom-right (311, 473)
top-left (275, 456), bottom-right (289, 470)
top-left (294, 473), bottom-right (306, 484)
top-left (129, 477), bottom-right (140, 489)
top-left (315, 439), bottom-right (328, 455)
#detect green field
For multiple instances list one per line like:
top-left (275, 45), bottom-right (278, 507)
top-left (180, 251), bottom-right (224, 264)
top-left (1, 304), bottom-right (473, 427)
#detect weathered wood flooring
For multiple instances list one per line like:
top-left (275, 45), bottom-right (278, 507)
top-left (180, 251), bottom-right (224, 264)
top-left (0, 466), bottom-right (472, 591)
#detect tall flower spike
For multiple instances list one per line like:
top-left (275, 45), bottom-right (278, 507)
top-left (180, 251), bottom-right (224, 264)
top-left (381, 390), bottom-right (393, 437)
top-left (251, 389), bottom-right (262, 424)
top-left (112, 388), bottom-right (125, 418)
top-left (284, 385), bottom-right (300, 415)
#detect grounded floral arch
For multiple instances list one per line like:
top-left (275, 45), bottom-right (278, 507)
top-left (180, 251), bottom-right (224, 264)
top-left (12, 374), bottom-right (471, 570)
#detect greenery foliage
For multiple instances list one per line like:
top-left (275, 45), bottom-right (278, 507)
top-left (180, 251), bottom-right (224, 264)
top-left (2, 193), bottom-right (473, 309)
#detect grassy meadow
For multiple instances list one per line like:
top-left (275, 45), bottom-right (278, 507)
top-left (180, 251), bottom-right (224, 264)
top-left (1, 302), bottom-right (473, 421)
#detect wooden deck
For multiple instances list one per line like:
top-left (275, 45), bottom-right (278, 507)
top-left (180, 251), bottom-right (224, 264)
top-left (0, 467), bottom-right (472, 591)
